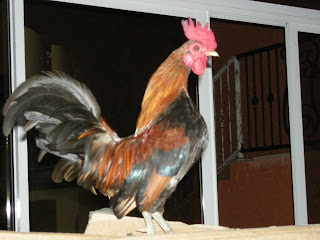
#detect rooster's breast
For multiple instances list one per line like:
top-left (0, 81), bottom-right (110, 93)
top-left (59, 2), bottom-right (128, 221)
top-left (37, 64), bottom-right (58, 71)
top-left (136, 92), bottom-right (208, 212)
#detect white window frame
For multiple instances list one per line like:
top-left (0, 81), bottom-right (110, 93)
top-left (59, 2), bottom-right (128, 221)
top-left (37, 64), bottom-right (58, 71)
top-left (9, 0), bottom-right (29, 232)
top-left (9, 0), bottom-right (320, 232)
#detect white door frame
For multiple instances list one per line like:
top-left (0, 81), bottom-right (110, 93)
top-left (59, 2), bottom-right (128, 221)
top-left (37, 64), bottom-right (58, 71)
top-left (284, 22), bottom-right (308, 225)
top-left (9, 0), bottom-right (320, 231)
top-left (9, 0), bottom-right (29, 232)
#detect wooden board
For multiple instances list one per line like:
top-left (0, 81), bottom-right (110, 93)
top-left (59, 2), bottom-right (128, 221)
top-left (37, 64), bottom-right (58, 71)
top-left (0, 210), bottom-right (319, 240)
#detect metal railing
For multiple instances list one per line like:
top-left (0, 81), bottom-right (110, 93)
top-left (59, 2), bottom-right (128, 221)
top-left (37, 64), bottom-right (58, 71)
top-left (238, 43), bottom-right (290, 153)
top-left (213, 57), bottom-right (243, 174)
top-left (215, 43), bottom-right (290, 174)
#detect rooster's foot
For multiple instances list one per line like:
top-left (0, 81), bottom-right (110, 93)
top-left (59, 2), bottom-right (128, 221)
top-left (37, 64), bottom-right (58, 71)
top-left (141, 211), bottom-right (174, 234)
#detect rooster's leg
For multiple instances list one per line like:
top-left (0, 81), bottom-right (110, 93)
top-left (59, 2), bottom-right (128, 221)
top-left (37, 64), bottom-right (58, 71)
top-left (152, 212), bottom-right (174, 233)
top-left (142, 211), bottom-right (155, 234)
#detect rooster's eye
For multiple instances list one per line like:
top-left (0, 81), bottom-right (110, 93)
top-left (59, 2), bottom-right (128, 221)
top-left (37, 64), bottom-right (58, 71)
top-left (194, 45), bottom-right (200, 51)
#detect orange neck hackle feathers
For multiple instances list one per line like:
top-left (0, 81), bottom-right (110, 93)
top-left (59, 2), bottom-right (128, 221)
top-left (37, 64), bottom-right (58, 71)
top-left (136, 19), bottom-right (217, 132)
top-left (135, 43), bottom-right (190, 132)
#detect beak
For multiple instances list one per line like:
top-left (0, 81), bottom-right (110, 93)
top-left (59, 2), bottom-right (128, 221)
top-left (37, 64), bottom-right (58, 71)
top-left (205, 51), bottom-right (219, 57)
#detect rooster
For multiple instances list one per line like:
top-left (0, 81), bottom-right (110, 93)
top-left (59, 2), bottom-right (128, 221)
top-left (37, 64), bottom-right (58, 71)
top-left (3, 18), bottom-right (218, 234)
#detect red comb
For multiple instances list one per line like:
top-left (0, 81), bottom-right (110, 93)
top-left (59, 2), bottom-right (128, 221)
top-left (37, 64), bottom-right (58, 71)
top-left (181, 18), bottom-right (217, 50)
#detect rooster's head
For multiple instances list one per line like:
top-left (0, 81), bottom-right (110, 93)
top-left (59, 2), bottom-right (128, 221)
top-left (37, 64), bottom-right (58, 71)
top-left (181, 18), bottom-right (218, 75)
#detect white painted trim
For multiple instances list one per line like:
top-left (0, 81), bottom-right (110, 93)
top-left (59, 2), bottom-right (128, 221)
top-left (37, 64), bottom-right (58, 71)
top-left (9, 0), bottom-right (29, 232)
top-left (50, 0), bottom-right (195, 18)
top-left (196, 11), bottom-right (219, 226)
top-left (49, 0), bottom-right (320, 27)
top-left (297, 24), bottom-right (320, 35)
top-left (285, 22), bottom-right (308, 225)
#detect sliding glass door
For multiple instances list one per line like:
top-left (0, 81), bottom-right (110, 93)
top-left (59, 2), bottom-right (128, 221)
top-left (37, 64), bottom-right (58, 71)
top-left (24, 0), bottom-right (202, 232)
top-left (5, 0), bottom-right (320, 233)
top-left (298, 31), bottom-right (320, 224)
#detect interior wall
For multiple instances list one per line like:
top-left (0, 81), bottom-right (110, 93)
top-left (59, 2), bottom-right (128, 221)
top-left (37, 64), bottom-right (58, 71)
top-left (211, 20), bottom-right (284, 75)
top-left (218, 155), bottom-right (294, 228)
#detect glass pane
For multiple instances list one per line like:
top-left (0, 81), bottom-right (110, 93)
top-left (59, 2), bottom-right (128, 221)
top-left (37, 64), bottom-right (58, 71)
top-left (213, 19), bottom-right (293, 228)
top-left (24, 0), bottom-right (201, 233)
top-left (0, 0), bottom-right (14, 231)
top-left (298, 32), bottom-right (320, 224)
